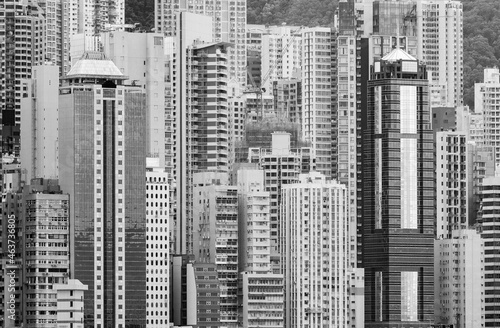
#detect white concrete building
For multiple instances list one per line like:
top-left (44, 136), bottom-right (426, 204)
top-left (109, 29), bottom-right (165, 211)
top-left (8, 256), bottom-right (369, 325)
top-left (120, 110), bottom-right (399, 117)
top-left (281, 172), bottom-right (354, 328)
top-left (69, 0), bottom-right (125, 37)
top-left (20, 65), bottom-right (60, 182)
top-left (155, 0), bottom-right (247, 85)
top-left (332, 32), bottom-right (358, 266)
top-left (301, 27), bottom-right (333, 178)
top-left (55, 279), bottom-right (88, 328)
top-left (260, 26), bottom-right (302, 93)
top-left (146, 157), bottom-right (169, 328)
top-left (434, 229), bottom-right (484, 328)
top-left (436, 131), bottom-right (469, 239)
top-left (417, 0), bottom-right (463, 108)
top-left (247, 132), bottom-right (313, 272)
top-left (475, 68), bottom-right (500, 171)
top-left (101, 31), bottom-right (166, 167)
top-left (236, 168), bottom-right (284, 328)
top-left (192, 174), bottom-right (239, 328)
top-left (480, 177), bottom-right (500, 328)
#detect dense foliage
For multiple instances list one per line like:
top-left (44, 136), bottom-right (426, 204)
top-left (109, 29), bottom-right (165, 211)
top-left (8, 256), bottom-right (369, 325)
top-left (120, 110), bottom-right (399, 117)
top-left (125, 0), bottom-right (500, 109)
top-left (248, 0), bottom-right (338, 27)
top-left (125, 0), bottom-right (155, 31)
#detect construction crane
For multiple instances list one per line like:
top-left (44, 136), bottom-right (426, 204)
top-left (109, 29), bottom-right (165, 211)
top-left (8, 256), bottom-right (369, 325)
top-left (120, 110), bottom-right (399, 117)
top-left (244, 26), bottom-right (303, 120)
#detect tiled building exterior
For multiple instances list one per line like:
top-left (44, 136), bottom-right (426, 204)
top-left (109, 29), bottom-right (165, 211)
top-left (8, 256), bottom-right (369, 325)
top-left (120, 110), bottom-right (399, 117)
top-left (363, 49), bottom-right (434, 327)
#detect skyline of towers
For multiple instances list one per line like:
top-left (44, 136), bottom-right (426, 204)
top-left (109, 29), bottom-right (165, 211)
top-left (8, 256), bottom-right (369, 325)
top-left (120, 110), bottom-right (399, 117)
top-left (2, 0), bottom-right (496, 327)
top-left (154, 0), bottom-right (247, 84)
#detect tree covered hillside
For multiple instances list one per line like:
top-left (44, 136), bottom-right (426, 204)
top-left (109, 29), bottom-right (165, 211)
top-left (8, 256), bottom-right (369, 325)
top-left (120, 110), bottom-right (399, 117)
top-left (462, 0), bottom-right (500, 108)
top-left (125, 0), bottom-right (155, 31)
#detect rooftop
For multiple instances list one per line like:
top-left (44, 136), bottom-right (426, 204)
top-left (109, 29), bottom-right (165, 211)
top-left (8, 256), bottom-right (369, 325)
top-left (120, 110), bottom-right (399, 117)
top-left (382, 48), bottom-right (417, 62)
top-left (66, 52), bottom-right (127, 80)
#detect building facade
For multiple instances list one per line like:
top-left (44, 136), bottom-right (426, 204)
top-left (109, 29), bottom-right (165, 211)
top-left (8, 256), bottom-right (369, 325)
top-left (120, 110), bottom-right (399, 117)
top-left (192, 177), bottom-right (239, 328)
top-left (363, 49), bottom-right (434, 327)
top-left (475, 68), bottom-right (500, 172)
top-left (22, 179), bottom-right (70, 328)
top-left (434, 229), bottom-right (484, 328)
top-left (236, 168), bottom-right (284, 328)
top-left (281, 172), bottom-right (353, 328)
top-left (20, 65), bottom-right (60, 182)
top-left (436, 130), bottom-right (468, 239)
top-left (146, 158), bottom-right (169, 327)
top-left (479, 177), bottom-right (500, 328)
top-left (0, 0), bottom-right (45, 156)
top-left (155, 0), bottom-right (247, 85)
top-left (301, 27), bottom-right (333, 178)
top-left (58, 52), bottom-right (146, 328)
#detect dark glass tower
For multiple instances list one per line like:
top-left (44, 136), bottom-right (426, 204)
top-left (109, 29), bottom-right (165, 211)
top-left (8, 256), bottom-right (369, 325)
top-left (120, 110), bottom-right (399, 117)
top-left (363, 48), bottom-right (434, 327)
top-left (59, 52), bottom-right (146, 328)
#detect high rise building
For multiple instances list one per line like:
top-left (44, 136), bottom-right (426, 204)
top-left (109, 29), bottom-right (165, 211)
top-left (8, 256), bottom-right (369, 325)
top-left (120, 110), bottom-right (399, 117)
top-left (475, 67), bottom-right (500, 172)
top-left (69, 0), bottom-right (125, 37)
top-left (301, 27), bottom-right (333, 178)
top-left (479, 176), bottom-right (500, 328)
top-left (236, 168), bottom-right (284, 328)
top-left (0, 0), bottom-right (45, 156)
top-left (435, 131), bottom-right (468, 239)
top-left (434, 229), bottom-right (484, 328)
top-left (331, 31), bottom-right (359, 267)
top-left (363, 49), bottom-right (434, 326)
top-left (245, 132), bottom-right (313, 272)
top-left (58, 52), bottom-right (146, 328)
top-left (101, 31), bottom-right (167, 168)
top-left (21, 179), bottom-right (70, 328)
top-left (281, 172), bottom-right (355, 328)
top-left (155, 0), bottom-right (247, 85)
top-left (1, 160), bottom-right (23, 327)
top-left (355, 0), bottom-right (463, 108)
top-left (192, 173), bottom-right (238, 328)
top-left (145, 158), bottom-right (169, 328)
top-left (272, 79), bottom-right (302, 124)
top-left (468, 144), bottom-right (495, 225)
top-left (416, 0), bottom-right (463, 108)
top-left (171, 255), bottom-right (222, 327)
top-left (20, 65), bottom-right (60, 182)
top-left (36, 0), bottom-right (71, 74)
top-left (260, 25), bottom-right (302, 93)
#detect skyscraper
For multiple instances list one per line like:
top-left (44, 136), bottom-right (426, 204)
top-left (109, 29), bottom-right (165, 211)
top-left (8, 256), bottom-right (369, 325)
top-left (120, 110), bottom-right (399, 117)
top-left (236, 168), bottom-right (284, 328)
top-left (281, 172), bottom-right (354, 328)
top-left (363, 48), bottom-right (434, 327)
top-left (301, 27), bottom-right (334, 178)
top-left (20, 65), bottom-right (60, 182)
top-left (192, 173), bottom-right (239, 328)
top-left (145, 158), bottom-right (170, 327)
top-left (170, 11), bottom-right (231, 254)
top-left (0, 0), bottom-right (45, 156)
top-left (479, 177), bottom-right (500, 328)
top-left (434, 229), bottom-right (484, 328)
top-left (155, 0), bottom-right (247, 85)
top-left (21, 179), bottom-right (71, 328)
top-left (58, 52), bottom-right (146, 328)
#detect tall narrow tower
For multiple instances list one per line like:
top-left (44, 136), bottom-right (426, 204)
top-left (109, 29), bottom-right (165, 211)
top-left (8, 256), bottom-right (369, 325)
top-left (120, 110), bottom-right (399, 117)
top-left (363, 48), bottom-right (434, 327)
top-left (59, 52), bottom-right (146, 328)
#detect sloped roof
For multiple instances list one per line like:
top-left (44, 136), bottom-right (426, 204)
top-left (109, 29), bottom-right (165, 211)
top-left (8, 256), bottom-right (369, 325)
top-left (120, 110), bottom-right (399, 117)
top-left (382, 48), bottom-right (417, 62)
top-left (67, 52), bottom-right (126, 79)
